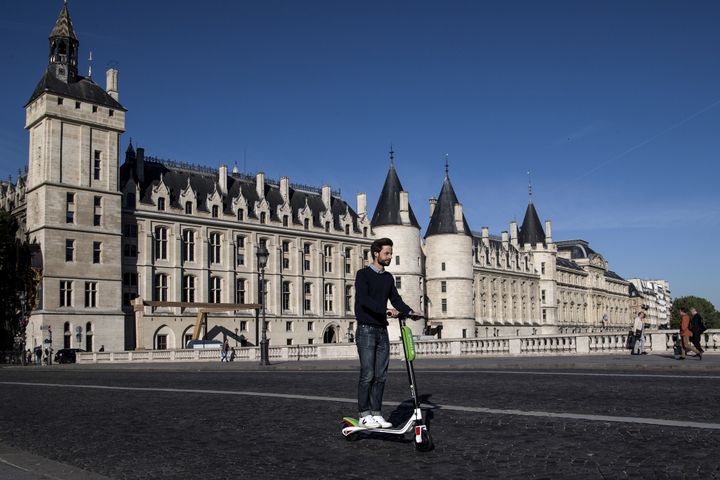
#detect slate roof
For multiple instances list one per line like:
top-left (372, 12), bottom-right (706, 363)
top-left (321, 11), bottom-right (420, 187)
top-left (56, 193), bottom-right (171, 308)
top-left (425, 174), bottom-right (471, 238)
top-left (556, 256), bottom-right (585, 272)
top-left (556, 239), bottom-right (598, 260)
top-left (370, 164), bottom-right (420, 228)
top-left (517, 201), bottom-right (546, 247)
top-left (604, 270), bottom-right (627, 282)
top-left (49, 2), bottom-right (77, 40)
top-left (26, 70), bottom-right (125, 110)
top-left (120, 152), bottom-right (360, 231)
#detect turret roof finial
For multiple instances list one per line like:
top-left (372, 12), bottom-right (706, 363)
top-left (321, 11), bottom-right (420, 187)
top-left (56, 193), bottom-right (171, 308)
top-left (444, 154), bottom-right (449, 177)
top-left (389, 144), bottom-right (395, 167)
top-left (527, 170), bottom-right (532, 202)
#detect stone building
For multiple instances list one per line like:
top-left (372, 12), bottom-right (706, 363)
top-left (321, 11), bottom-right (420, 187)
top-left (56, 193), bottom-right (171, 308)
top-left (627, 279), bottom-right (672, 328)
top-left (1, 2), bottom-right (640, 352)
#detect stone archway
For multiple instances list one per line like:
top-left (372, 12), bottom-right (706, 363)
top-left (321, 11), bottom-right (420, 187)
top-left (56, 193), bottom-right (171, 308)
top-left (153, 325), bottom-right (175, 350)
top-left (323, 324), bottom-right (339, 344)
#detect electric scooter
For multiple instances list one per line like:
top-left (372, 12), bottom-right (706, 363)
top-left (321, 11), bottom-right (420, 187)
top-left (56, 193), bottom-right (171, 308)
top-left (341, 312), bottom-right (434, 452)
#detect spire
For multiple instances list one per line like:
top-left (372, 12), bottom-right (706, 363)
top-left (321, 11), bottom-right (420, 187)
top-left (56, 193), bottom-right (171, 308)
top-left (370, 152), bottom-right (420, 228)
top-left (527, 170), bottom-right (532, 202)
top-left (425, 167), bottom-right (471, 238)
top-left (48, 0), bottom-right (79, 82)
top-left (444, 154), bottom-right (449, 177)
top-left (518, 200), bottom-right (546, 247)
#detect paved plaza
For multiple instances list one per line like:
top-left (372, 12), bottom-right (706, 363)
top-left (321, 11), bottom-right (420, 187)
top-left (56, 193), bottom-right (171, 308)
top-left (1, 354), bottom-right (719, 479)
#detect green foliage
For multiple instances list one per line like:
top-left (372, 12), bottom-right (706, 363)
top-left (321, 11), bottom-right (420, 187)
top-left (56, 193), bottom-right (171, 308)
top-left (0, 211), bottom-right (36, 351)
top-left (670, 296), bottom-right (720, 329)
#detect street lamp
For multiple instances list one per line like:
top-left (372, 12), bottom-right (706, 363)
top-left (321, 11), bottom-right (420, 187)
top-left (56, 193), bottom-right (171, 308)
top-left (256, 244), bottom-right (270, 366)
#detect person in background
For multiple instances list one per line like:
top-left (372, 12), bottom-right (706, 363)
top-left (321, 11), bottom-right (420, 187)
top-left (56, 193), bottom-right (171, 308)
top-left (679, 308), bottom-right (702, 360)
top-left (631, 312), bottom-right (646, 355)
top-left (690, 307), bottom-right (706, 353)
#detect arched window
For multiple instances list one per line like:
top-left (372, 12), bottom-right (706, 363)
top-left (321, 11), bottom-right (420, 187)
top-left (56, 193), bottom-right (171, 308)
top-left (154, 226), bottom-right (168, 260)
top-left (85, 322), bottom-right (93, 352)
top-left (209, 232), bottom-right (221, 264)
top-left (182, 229), bottom-right (195, 263)
top-left (64, 321), bottom-right (71, 349)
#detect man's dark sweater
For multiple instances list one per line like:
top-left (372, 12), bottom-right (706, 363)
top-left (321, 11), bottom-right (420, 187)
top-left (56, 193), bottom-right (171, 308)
top-left (354, 266), bottom-right (412, 327)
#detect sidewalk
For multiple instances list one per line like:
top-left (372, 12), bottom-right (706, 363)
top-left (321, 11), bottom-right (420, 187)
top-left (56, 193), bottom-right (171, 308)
top-left (5, 352), bottom-right (717, 372)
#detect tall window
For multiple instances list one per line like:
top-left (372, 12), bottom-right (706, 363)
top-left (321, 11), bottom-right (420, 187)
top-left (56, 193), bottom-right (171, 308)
top-left (324, 283), bottom-right (334, 312)
top-left (182, 229), bottom-right (195, 263)
top-left (209, 232), bottom-right (221, 264)
top-left (304, 282), bottom-right (312, 312)
top-left (282, 281), bottom-right (291, 311)
top-left (157, 197), bottom-right (165, 211)
top-left (84, 282), bottom-right (97, 308)
top-left (65, 239), bottom-right (74, 262)
top-left (345, 248), bottom-right (352, 274)
top-left (236, 278), bottom-right (246, 304)
top-left (303, 243), bottom-right (311, 271)
top-left (441, 262), bottom-right (446, 271)
top-left (395, 277), bottom-right (402, 289)
top-left (123, 224), bottom-right (138, 239)
top-left (60, 280), bottom-right (73, 307)
top-left (210, 276), bottom-right (222, 303)
top-left (212, 205), bottom-right (219, 218)
top-left (324, 245), bottom-right (333, 273)
top-left (126, 192), bottom-right (136, 209)
top-left (345, 285), bottom-right (353, 312)
top-left (395, 256), bottom-right (400, 266)
top-left (283, 215), bottom-right (289, 227)
top-left (66, 192), bottom-right (75, 223)
top-left (237, 208), bottom-right (244, 221)
top-left (92, 241), bottom-right (102, 264)
top-left (185, 201), bottom-right (193, 214)
top-left (260, 212), bottom-right (267, 224)
top-left (154, 227), bottom-right (168, 260)
top-left (153, 274), bottom-right (168, 302)
top-left (93, 196), bottom-right (102, 226)
top-left (304, 218), bottom-right (310, 230)
top-left (441, 281), bottom-right (447, 293)
top-left (282, 241), bottom-right (290, 270)
top-left (182, 275), bottom-right (195, 303)
top-left (236, 235), bottom-right (245, 266)
top-left (541, 262), bottom-right (546, 275)
top-left (441, 298), bottom-right (447, 313)
top-left (93, 150), bottom-right (101, 180)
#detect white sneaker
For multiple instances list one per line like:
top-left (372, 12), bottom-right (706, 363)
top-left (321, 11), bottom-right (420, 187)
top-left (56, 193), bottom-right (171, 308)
top-left (373, 415), bottom-right (392, 428)
top-left (359, 415), bottom-right (380, 429)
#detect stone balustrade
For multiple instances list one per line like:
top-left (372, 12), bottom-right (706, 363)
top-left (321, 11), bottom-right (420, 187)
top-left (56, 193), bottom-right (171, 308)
top-left (76, 329), bottom-right (720, 364)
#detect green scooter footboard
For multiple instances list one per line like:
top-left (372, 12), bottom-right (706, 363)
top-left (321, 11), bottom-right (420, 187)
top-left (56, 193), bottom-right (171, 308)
top-left (401, 326), bottom-right (416, 361)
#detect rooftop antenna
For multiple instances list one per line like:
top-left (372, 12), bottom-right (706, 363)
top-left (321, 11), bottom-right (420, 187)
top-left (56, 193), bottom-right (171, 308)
top-left (88, 51), bottom-right (93, 79)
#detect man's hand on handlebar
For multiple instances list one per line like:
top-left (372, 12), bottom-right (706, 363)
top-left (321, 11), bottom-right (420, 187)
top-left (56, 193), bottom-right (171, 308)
top-left (386, 308), bottom-right (399, 318)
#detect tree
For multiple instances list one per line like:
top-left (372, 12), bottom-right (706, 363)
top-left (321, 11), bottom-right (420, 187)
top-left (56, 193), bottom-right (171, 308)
top-left (0, 211), bottom-right (36, 352)
top-left (670, 296), bottom-right (720, 329)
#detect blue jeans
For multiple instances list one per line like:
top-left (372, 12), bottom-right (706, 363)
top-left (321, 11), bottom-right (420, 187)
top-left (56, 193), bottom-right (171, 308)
top-left (356, 324), bottom-right (390, 416)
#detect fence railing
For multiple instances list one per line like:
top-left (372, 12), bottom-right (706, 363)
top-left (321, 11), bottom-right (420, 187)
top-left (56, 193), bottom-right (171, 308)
top-left (76, 329), bottom-right (720, 364)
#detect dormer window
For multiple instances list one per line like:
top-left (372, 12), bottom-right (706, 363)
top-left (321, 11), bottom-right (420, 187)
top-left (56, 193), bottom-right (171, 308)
top-left (237, 209), bottom-right (244, 221)
top-left (109, 109), bottom-right (114, 117)
top-left (212, 205), bottom-right (219, 218)
top-left (157, 197), bottom-right (165, 211)
top-left (260, 212), bottom-right (266, 224)
top-left (185, 201), bottom-right (193, 215)
top-left (57, 97), bottom-right (64, 105)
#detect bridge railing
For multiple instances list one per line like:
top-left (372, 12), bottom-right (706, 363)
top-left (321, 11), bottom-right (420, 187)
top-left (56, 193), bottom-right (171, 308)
top-left (76, 329), bottom-right (720, 364)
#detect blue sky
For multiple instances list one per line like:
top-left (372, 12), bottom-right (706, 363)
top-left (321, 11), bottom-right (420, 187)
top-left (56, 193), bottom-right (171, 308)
top-left (1, 1), bottom-right (718, 307)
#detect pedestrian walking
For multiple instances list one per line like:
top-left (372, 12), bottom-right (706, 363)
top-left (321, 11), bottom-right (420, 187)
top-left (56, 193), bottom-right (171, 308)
top-left (690, 307), bottom-right (706, 353)
top-left (631, 312), bottom-right (646, 355)
top-left (221, 339), bottom-right (230, 362)
top-left (679, 308), bottom-right (702, 360)
top-left (34, 346), bottom-right (42, 365)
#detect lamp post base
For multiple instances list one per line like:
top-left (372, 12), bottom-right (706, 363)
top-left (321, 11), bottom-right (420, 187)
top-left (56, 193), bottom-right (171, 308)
top-left (259, 339), bottom-right (270, 366)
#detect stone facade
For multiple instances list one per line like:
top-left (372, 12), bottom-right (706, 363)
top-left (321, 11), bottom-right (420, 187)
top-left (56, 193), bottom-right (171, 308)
top-left (1, 3), bottom-right (641, 352)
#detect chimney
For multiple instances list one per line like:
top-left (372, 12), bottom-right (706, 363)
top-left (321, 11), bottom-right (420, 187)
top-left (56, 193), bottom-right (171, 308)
top-left (481, 226), bottom-right (489, 246)
top-left (280, 176), bottom-right (289, 203)
top-left (256, 172), bottom-right (265, 199)
top-left (356, 192), bottom-right (366, 217)
top-left (545, 220), bottom-right (552, 243)
top-left (399, 191), bottom-right (409, 224)
top-left (501, 230), bottom-right (509, 247)
top-left (454, 203), bottom-right (464, 230)
top-left (136, 147), bottom-right (145, 183)
top-left (218, 164), bottom-right (227, 195)
top-left (322, 185), bottom-right (331, 210)
top-left (106, 68), bottom-right (118, 101)
top-left (510, 221), bottom-right (518, 246)
top-left (429, 197), bottom-right (437, 217)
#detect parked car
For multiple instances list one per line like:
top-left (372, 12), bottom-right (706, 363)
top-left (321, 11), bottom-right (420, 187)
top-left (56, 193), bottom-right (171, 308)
top-left (54, 348), bottom-right (84, 364)
top-left (185, 340), bottom-right (222, 349)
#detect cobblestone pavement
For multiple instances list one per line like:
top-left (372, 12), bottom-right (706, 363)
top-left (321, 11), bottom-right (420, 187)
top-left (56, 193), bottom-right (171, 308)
top-left (1, 356), bottom-right (719, 479)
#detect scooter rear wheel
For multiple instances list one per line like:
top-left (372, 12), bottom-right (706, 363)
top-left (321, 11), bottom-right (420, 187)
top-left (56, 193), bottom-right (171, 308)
top-left (414, 430), bottom-right (434, 452)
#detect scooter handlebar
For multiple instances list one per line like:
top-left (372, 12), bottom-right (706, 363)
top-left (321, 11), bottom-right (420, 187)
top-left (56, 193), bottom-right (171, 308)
top-left (386, 311), bottom-right (424, 321)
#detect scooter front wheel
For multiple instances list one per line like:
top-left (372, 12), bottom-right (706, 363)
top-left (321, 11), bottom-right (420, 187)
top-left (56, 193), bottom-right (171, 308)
top-left (414, 429), bottom-right (434, 452)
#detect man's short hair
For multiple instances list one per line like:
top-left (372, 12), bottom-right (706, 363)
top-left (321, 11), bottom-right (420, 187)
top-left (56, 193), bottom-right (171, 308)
top-left (371, 237), bottom-right (393, 260)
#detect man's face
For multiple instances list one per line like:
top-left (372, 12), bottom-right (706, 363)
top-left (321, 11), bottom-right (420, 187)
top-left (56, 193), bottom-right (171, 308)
top-left (691, 308), bottom-right (697, 315)
top-left (375, 246), bottom-right (393, 266)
